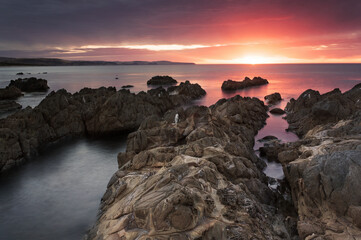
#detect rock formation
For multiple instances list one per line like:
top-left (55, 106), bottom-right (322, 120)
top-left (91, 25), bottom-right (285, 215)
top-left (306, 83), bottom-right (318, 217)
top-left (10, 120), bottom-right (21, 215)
top-left (0, 82), bottom-right (206, 172)
top-left (285, 84), bottom-right (361, 137)
top-left (270, 108), bottom-right (286, 115)
top-left (0, 86), bottom-right (23, 100)
top-left (86, 96), bottom-right (299, 240)
top-left (121, 85), bottom-right (134, 89)
top-left (260, 83), bottom-right (361, 239)
top-left (265, 92), bottom-right (282, 105)
top-left (221, 76), bottom-right (269, 91)
top-left (0, 100), bottom-right (22, 113)
top-left (9, 77), bottom-right (49, 92)
top-left (147, 75), bottom-right (177, 85)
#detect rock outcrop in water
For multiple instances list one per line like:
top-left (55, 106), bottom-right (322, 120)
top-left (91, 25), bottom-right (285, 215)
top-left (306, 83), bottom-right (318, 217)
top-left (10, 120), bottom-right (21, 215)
top-left (0, 100), bottom-right (22, 113)
top-left (265, 92), bottom-right (282, 105)
top-left (86, 96), bottom-right (299, 240)
top-left (9, 77), bottom-right (49, 92)
top-left (261, 84), bottom-right (361, 239)
top-left (147, 75), bottom-right (177, 85)
top-left (221, 76), bottom-right (269, 91)
top-left (0, 86), bottom-right (23, 100)
top-left (0, 82), bottom-right (206, 172)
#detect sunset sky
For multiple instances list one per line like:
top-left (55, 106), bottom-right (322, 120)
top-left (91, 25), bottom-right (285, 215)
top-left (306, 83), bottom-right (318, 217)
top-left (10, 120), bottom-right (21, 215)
top-left (1, 0), bottom-right (361, 64)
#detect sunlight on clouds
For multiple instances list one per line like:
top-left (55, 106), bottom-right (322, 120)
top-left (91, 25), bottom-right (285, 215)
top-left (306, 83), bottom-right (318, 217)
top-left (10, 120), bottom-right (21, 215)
top-left (79, 44), bottom-right (225, 51)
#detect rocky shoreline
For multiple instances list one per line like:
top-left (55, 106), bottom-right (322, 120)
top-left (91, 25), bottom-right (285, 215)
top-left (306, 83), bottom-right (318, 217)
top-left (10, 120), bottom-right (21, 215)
top-left (1, 76), bottom-right (360, 239)
top-left (0, 81), bottom-right (206, 172)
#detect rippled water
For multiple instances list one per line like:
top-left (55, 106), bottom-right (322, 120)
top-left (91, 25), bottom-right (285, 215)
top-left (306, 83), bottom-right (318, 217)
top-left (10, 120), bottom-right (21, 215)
top-left (0, 64), bottom-right (360, 239)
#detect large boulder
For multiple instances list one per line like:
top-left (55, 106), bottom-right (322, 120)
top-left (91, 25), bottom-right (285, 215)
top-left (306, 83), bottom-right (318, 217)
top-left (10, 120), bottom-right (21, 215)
top-left (265, 92), bottom-right (282, 105)
top-left (0, 86), bottom-right (23, 100)
top-left (147, 75), bottom-right (177, 85)
top-left (86, 96), bottom-right (299, 240)
top-left (221, 76), bottom-right (269, 91)
top-left (285, 85), bottom-right (360, 137)
top-left (8, 77), bottom-right (49, 92)
top-left (167, 80), bottom-right (206, 99)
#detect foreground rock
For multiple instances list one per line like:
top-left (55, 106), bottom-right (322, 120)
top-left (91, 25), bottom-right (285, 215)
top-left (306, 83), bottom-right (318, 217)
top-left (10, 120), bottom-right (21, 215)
top-left (260, 84), bottom-right (361, 239)
top-left (285, 84), bottom-right (361, 137)
top-left (221, 76), bottom-right (269, 91)
top-left (265, 92), bottom-right (282, 105)
top-left (9, 77), bottom-right (49, 92)
top-left (147, 75), bottom-right (177, 85)
top-left (0, 86), bottom-right (23, 100)
top-left (0, 100), bottom-right (22, 113)
top-left (167, 80), bottom-right (206, 99)
top-left (0, 82), bottom-right (206, 172)
top-left (86, 96), bottom-right (299, 240)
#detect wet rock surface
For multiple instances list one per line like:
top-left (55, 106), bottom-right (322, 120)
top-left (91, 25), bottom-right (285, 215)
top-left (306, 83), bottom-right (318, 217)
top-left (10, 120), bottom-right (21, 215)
top-left (221, 76), bottom-right (269, 91)
top-left (9, 77), bottom-right (49, 92)
top-left (86, 96), bottom-right (299, 240)
top-left (0, 82), bottom-right (206, 172)
top-left (147, 75), bottom-right (177, 85)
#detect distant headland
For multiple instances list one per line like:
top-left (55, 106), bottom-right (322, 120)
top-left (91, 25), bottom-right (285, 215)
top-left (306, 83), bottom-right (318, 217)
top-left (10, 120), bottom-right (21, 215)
top-left (0, 57), bottom-right (195, 66)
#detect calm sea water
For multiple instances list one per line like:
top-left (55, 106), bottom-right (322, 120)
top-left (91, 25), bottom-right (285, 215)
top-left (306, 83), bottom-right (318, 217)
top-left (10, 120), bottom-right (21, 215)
top-left (0, 64), bottom-right (360, 240)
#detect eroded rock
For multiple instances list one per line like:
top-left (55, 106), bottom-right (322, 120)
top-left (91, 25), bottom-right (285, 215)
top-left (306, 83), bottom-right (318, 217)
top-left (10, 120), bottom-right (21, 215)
top-left (221, 76), bottom-right (269, 91)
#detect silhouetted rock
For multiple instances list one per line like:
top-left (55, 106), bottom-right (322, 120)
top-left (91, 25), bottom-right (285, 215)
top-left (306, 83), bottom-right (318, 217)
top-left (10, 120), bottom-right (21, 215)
top-left (221, 76), bottom-right (269, 91)
top-left (265, 92), bottom-right (282, 105)
top-left (147, 75), bottom-right (177, 85)
top-left (9, 77), bottom-right (49, 92)
top-left (121, 85), bottom-right (134, 88)
top-left (0, 100), bottom-right (21, 113)
top-left (258, 135), bottom-right (279, 142)
top-left (16, 72), bottom-right (24, 75)
top-left (0, 86), bottom-right (23, 100)
top-left (270, 108), bottom-right (285, 115)
top-left (86, 96), bottom-right (298, 240)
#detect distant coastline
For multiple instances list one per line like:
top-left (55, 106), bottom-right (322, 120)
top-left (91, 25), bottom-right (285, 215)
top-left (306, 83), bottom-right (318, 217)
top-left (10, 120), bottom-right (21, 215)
top-left (0, 57), bottom-right (195, 66)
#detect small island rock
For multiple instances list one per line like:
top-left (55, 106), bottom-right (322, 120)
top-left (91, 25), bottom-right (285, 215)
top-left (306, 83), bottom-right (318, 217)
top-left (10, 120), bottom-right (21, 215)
top-left (147, 75), bottom-right (178, 85)
top-left (270, 108), bottom-right (286, 115)
top-left (221, 76), bottom-right (268, 91)
top-left (264, 92), bottom-right (282, 105)
top-left (8, 77), bottom-right (49, 92)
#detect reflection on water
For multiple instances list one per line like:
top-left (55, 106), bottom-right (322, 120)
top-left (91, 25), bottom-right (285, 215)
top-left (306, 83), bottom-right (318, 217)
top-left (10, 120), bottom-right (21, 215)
top-left (0, 136), bottom-right (126, 240)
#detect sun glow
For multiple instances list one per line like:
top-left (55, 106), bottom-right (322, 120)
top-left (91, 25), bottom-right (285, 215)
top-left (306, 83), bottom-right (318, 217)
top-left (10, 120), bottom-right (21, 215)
top-left (232, 55), bottom-right (271, 64)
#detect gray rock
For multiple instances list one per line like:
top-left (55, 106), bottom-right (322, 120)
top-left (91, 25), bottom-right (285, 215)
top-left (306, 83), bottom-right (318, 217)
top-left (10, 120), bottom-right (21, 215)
top-left (265, 92), bottom-right (282, 105)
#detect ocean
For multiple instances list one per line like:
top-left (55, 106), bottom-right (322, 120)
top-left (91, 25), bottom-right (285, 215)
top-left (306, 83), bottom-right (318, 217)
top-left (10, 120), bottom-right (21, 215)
top-left (0, 64), bottom-right (360, 240)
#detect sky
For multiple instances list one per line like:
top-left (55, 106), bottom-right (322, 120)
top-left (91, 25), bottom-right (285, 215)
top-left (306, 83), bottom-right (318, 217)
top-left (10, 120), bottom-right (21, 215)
top-left (1, 0), bottom-right (361, 64)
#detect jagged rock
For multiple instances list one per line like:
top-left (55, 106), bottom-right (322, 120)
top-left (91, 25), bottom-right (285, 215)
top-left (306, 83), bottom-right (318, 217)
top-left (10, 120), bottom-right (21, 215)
top-left (221, 76), bottom-right (269, 91)
top-left (285, 85), bottom-right (360, 137)
top-left (121, 85), bottom-right (134, 88)
top-left (0, 86), bottom-right (23, 100)
top-left (0, 82), bottom-right (206, 172)
top-left (86, 96), bottom-right (299, 240)
top-left (0, 100), bottom-right (22, 112)
top-left (265, 92), bottom-right (282, 105)
top-left (8, 77), bottom-right (49, 92)
top-left (147, 75), bottom-right (177, 85)
top-left (278, 90), bottom-right (361, 239)
top-left (270, 108), bottom-right (286, 115)
top-left (167, 80), bottom-right (206, 99)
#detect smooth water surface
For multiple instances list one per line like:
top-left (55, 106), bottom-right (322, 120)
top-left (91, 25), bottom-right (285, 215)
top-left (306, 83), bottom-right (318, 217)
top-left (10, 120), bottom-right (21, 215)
top-left (0, 64), bottom-right (360, 239)
top-left (0, 137), bottom-right (126, 240)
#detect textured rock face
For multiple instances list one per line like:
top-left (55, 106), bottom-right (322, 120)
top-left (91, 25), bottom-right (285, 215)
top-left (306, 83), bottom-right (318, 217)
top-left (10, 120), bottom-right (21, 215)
top-left (285, 85), bottom-right (361, 137)
top-left (9, 77), bottom-right (49, 92)
top-left (86, 96), bottom-right (299, 240)
top-left (265, 92), bottom-right (282, 105)
top-left (147, 75), bottom-right (177, 85)
top-left (0, 86), bottom-right (23, 100)
top-left (0, 82), bottom-right (206, 172)
top-left (221, 76), bottom-right (269, 91)
top-left (167, 80), bottom-right (206, 99)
